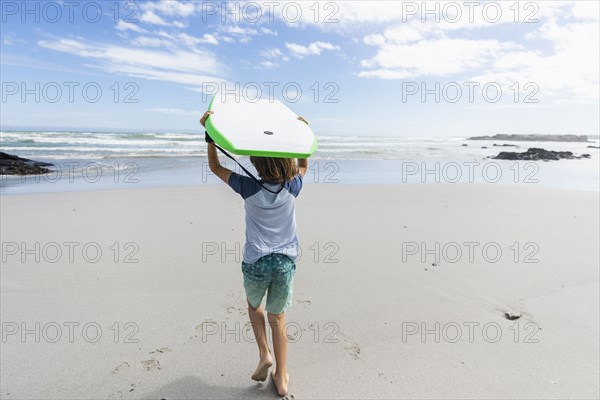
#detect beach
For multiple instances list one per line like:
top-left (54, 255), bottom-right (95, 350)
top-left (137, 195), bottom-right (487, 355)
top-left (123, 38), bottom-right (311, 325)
top-left (2, 183), bottom-right (598, 399)
top-left (2, 0), bottom-right (599, 397)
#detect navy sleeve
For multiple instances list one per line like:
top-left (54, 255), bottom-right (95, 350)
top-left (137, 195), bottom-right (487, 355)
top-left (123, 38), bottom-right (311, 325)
top-left (228, 172), bottom-right (261, 199)
top-left (286, 173), bottom-right (303, 197)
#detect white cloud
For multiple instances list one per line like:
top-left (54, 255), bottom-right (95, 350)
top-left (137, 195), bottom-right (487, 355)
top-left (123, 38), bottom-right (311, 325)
top-left (370, 24), bottom-right (430, 45)
top-left (140, 11), bottom-right (170, 26)
top-left (156, 30), bottom-right (175, 39)
top-left (285, 41), bottom-right (340, 58)
top-left (131, 36), bottom-right (173, 48)
top-left (141, 1), bottom-right (197, 18)
top-left (217, 25), bottom-right (278, 43)
top-left (276, 1), bottom-right (404, 31)
top-left (128, 31), bottom-right (218, 48)
top-left (363, 34), bottom-right (385, 46)
top-left (222, 26), bottom-right (258, 35)
top-left (277, 1), bottom-right (591, 38)
top-left (178, 33), bottom-right (218, 46)
top-left (260, 27), bottom-right (278, 36)
top-left (2, 33), bottom-right (28, 46)
top-left (38, 39), bottom-right (225, 91)
top-left (359, 39), bottom-right (518, 78)
top-left (274, 0), bottom-right (534, 33)
top-left (354, 1), bottom-right (599, 103)
top-left (473, 21), bottom-right (600, 102)
top-left (260, 47), bottom-right (289, 61)
top-left (139, 11), bottom-right (186, 28)
top-left (570, 1), bottom-right (600, 20)
top-left (260, 61), bottom-right (279, 69)
top-left (115, 21), bottom-right (147, 33)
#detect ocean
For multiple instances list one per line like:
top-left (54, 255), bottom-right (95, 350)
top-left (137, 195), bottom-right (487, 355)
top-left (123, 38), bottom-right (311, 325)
top-left (1, 130), bottom-right (599, 194)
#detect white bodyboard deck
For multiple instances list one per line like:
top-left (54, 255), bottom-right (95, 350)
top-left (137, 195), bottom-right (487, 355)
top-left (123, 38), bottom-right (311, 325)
top-left (205, 96), bottom-right (317, 158)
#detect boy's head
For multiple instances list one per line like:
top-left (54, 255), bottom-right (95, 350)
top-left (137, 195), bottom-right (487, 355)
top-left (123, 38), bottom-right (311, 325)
top-left (250, 157), bottom-right (298, 183)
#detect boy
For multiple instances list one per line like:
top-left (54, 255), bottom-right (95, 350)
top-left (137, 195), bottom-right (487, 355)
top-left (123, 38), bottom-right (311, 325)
top-left (200, 111), bottom-right (308, 397)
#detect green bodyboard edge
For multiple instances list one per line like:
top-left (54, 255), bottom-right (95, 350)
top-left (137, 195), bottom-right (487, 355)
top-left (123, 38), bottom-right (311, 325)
top-left (205, 96), bottom-right (318, 159)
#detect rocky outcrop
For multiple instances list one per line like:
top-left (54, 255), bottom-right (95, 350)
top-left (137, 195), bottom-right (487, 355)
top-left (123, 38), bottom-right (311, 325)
top-left (468, 134), bottom-right (589, 142)
top-left (0, 152), bottom-right (53, 175)
top-left (493, 148), bottom-right (591, 161)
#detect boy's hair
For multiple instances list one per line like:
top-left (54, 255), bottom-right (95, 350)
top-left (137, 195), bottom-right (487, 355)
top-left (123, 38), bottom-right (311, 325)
top-left (250, 157), bottom-right (299, 183)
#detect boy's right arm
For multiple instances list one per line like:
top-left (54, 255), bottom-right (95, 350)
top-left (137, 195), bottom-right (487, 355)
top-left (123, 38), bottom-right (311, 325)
top-left (297, 158), bottom-right (308, 178)
top-left (297, 116), bottom-right (310, 177)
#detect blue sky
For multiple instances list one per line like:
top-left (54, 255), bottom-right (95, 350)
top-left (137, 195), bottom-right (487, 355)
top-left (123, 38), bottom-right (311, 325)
top-left (1, 0), bottom-right (599, 136)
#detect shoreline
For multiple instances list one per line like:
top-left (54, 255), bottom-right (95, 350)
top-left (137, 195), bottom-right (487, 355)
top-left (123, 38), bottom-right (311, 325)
top-left (1, 157), bottom-right (599, 195)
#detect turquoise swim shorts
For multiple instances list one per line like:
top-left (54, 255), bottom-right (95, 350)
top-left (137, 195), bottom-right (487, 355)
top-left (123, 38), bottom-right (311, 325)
top-left (242, 253), bottom-right (296, 314)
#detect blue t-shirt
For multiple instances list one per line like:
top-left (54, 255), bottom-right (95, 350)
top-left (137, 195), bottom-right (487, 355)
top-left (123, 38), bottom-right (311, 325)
top-left (227, 172), bottom-right (303, 264)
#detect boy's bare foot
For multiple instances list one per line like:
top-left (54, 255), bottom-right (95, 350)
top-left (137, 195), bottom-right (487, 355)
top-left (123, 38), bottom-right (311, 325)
top-left (271, 369), bottom-right (289, 397)
top-left (251, 353), bottom-right (273, 382)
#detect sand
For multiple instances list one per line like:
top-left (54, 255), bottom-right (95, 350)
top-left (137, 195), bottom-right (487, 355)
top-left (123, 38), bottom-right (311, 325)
top-left (1, 183), bottom-right (599, 399)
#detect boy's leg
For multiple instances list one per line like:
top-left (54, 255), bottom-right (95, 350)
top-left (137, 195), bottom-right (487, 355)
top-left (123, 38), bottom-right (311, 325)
top-left (264, 255), bottom-right (295, 396)
top-left (247, 301), bottom-right (273, 381)
top-left (242, 257), bottom-right (274, 381)
top-left (268, 311), bottom-right (289, 396)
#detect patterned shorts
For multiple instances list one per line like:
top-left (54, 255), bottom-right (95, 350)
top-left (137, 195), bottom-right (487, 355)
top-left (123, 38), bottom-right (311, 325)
top-left (241, 253), bottom-right (296, 314)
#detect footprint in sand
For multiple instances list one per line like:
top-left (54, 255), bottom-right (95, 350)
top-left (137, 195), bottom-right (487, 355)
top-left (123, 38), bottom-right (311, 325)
top-left (141, 359), bottom-right (161, 371)
top-left (226, 306), bottom-right (247, 315)
top-left (127, 382), bottom-right (141, 393)
top-left (334, 330), bottom-right (360, 360)
top-left (191, 319), bottom-right (218, 339)
top-left (296, 299), bottom-right (311, 306)
top-left (108, 381), bottom-right (142, 399)
top-left (286, 330), bottom-right (299, 341)
top-left (223, 290), bottom-right (249, 316)
top-left (112, 362), bottom-right (130, 374)
top-left (344, 341), bottom-right (361, 360)
top-left (149, 347), bottom-right (172, 354)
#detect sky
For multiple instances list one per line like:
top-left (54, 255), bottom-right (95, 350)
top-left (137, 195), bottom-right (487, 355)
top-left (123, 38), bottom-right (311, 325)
top-left (1, 0), bottom-right (599, 137)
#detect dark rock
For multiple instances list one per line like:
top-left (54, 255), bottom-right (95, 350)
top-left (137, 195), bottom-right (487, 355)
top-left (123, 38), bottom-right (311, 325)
top-left (481, 146), bottom-right (487, 149)
top-left (0, 152), bottom-right (53, 175)
top-left (493, 144), bottom-right (518, 147)
top-left (468, 134), bottom-right (588, 142)
top-left (504, 311), bottom-right (522, 320)
top-left (493, 148), bottom-right (588, 161)
top-left (587, 146), bottom-right (600, 149)
top-left (462, 144), bottom-right (468, 147)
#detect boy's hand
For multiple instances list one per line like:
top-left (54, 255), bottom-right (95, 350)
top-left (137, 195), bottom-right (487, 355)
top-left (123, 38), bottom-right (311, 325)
top-left (200, 111), bottom-right (214, 127)
top-left (297, 116), bottom-right (309, 125)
